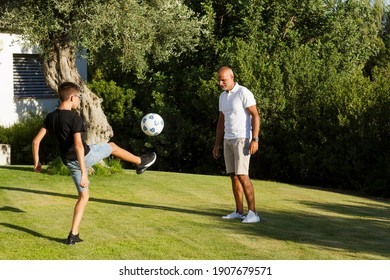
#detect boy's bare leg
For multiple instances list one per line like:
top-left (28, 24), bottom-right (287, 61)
top-left (109, 142), bottom-right (141, 165)
top-left (71, 189), bottom-right (89, 235)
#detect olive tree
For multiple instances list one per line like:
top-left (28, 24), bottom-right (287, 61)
top-left (0, 0), bottom-right (204, 143)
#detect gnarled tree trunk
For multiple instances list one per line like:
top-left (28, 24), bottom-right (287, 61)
top-left (43, 45), bottom-right (113, 144)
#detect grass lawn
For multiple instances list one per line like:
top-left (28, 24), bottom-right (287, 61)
top-left (0, 165), bottom-right (389, 260)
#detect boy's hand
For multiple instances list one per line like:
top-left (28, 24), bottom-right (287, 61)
top-left (34, 162), bottom-right (42, 173)
top-left (80, 173), bottom-right (89, 188)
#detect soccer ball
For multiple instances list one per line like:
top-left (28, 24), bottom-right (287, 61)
top-left (141, 113), bottom-right (164, 136)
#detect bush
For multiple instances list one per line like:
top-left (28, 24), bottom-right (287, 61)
top-left (46, 157), bottom-right (69, 175)
top-left (46, 156), bottom-right (123, 176)
top-left (92, 157), bottom-right (123, 176)
top-left (0, 114), bottom-right (57, 165)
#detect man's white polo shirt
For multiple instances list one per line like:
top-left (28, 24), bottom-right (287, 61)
top-left (219, 83), bottom-right (256, 139)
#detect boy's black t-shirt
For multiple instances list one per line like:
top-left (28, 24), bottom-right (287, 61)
top-left (44, 109), bottom-right (90, 162)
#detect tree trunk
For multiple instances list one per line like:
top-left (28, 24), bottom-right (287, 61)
top-left (42, 45), bottom-right (113, 144)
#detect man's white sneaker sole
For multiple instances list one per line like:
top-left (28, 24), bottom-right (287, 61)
top-left (222, 211), bottom-right (244, 220)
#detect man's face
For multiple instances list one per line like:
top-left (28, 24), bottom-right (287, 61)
top-left (218, 70), bottom-right (234, 91)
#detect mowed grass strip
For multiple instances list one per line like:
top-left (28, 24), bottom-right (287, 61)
top-left (0, 166), bottom-right (389, 260)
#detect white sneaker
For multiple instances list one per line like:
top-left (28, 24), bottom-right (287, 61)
top-left (222, 210), bottom-right (244, 220)
top-left (242, 210), bottom-right (260, 223)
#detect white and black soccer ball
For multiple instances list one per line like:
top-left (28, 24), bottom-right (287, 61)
top-left (141, 113), bottom-right (164, 136)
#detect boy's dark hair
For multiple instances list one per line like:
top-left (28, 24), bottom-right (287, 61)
top-left (58, 82), bottom-right (81, 102)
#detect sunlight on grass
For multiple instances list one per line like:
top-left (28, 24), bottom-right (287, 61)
top-left (0, 166), bottom-right (389, 260)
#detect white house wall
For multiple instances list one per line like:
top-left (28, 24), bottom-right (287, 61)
top-left (0, 33), bottom-right (19, 126)
top-left (0, 33), bottom-right (87, 127)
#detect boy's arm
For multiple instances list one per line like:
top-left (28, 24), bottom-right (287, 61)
top-left (74, 132), bottom-right (88, 188)
top-left (32, 128), bottom-right (47, 172)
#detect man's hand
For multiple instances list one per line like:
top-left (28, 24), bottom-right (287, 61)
top-left (249, 141), bottom-right (259, 155)
top-left (213, 145), bottom-right (221, 159)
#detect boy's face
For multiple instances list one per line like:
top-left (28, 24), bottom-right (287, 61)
top-left (70, 93), bottom-right (82, 109)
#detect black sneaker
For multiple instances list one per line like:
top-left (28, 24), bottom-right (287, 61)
top-left (65, 232), bottom-right (83, 245)
top-left (136, 152), bottom-right (157, 174)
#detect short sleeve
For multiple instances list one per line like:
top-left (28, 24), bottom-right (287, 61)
top-left (242, 88), bottom-right (256, 108)
top-left (70, 115), bottom-right (86, 134)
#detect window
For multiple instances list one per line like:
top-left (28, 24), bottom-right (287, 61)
top-left (13, 53), bottom-right (54, 98)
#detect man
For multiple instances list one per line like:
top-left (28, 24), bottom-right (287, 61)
top-left (213, 66), bottom-right (261, 223)
top-left (32, 81), bottom-right (156, 244)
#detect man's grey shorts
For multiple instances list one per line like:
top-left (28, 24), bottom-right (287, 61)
top-left (64, 143), bottom-right (112, 192)
top-left (223, 138), bottom-right (251, 175)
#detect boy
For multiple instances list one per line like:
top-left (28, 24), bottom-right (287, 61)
top-left (32, 81), bottom-right (156, 245)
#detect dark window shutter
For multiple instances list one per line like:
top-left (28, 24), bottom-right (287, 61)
top-left (13, 54), bottom-right (54, 97)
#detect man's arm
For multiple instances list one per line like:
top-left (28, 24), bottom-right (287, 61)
top-left (247, 105), bottom-right (260, 155)
top-left (32, 128), bottom-right (47, 172)
top-left (74, 132), bottom-right (88, 188)
top-left (213, 112), bottom-right (225, 159)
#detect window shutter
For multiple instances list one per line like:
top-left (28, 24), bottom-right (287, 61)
top-left (13, 54), bottom-right (54, 97)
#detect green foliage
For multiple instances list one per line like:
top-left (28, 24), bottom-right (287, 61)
top-left (207, 0), bottom-right (389, 197)
top-left (46, 157), bottom-right (123, 176)
top-left (92, 157), bottom-right (123, 176)
top-left (88, 73), bottom-right (136, 124)
top-left (87, 74), bottom-right (145, 170)
top-left (0, 114), bottom-right (57, 165)
top-left (46, 157), bottom-right (69, 176)
top-left (85, 0), bottom-right (390, 197)
top-left (3, 0), bottom-right (390, 197)
top-left (0, 0), bottom-right (205, 74)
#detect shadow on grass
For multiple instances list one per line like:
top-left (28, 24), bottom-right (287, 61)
top-left (299, 200), bottom-right (390, 221)
top-left (0, 186), bottom-right (218, 217)
top-left (0, 223), bottom-right (65, 244)
top-left (0, 166), bottom-right (33, 172)
top-left (1, 185), bottom-right (389, 258)
top-left (0, 206), bottom-right (25, 213)
top-left (215, 201), bottom-right (390, 259)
